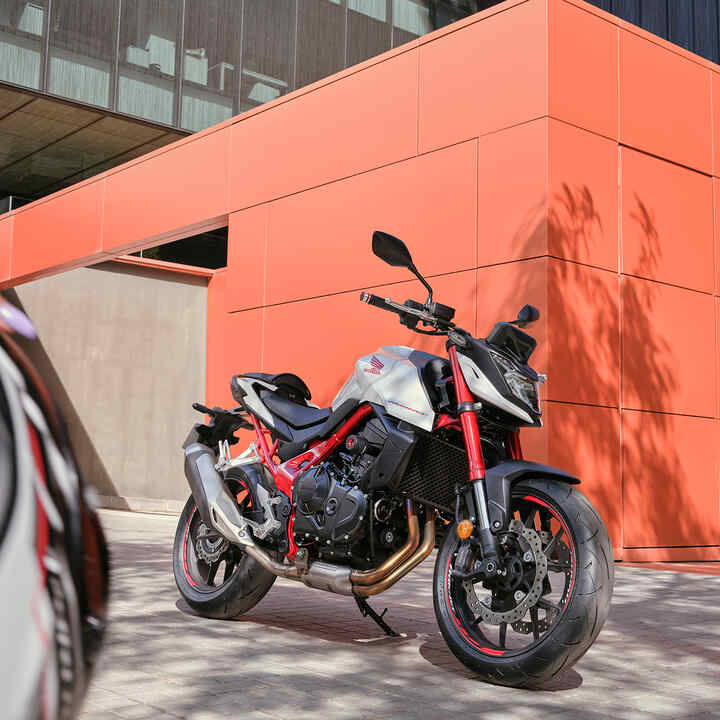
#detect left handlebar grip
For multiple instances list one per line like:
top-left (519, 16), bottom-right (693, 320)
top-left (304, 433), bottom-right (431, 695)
top-left (192, 402), bottom-right (213, 415)
top-left (359, 291), bottom-right (388, 309)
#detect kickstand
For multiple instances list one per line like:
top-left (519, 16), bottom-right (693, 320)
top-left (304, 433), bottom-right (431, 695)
top-left (355, 597), bottom-right (400, 637)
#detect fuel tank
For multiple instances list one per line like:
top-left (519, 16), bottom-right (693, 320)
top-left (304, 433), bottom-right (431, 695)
top-left (331, 346), bottom-right (435, 431)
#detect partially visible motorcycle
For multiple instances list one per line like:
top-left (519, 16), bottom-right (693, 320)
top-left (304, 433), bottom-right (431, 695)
top-left (174, 231), bottom-right (613, 687)
top-left (0, 297), bottom-right (109, 719)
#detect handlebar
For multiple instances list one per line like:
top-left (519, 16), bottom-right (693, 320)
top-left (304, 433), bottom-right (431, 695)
top-left (359, 291), bottom-right (455, 333)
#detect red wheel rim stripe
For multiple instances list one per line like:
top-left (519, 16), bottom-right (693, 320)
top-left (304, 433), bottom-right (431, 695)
top-left (445, 493), bottom-right (577, 655)
top-left (182, 507), bottom-right (198, 588)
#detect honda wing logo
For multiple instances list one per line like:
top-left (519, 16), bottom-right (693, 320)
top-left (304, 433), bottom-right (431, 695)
top-left (363, 356), bottom-right (384, 375)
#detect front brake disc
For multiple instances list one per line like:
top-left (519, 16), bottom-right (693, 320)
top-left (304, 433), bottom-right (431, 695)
top-left (462, 519), bottom-right (547, 625)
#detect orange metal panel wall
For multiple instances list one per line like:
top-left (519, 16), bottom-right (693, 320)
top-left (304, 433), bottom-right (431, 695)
top-left (544, 0), bottom-right (720, 560)
top-left (3, 0), bottom-right (719, 560)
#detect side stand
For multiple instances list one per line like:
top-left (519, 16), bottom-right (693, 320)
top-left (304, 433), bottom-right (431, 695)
top-left (355, 597), bottom-right (400, 637)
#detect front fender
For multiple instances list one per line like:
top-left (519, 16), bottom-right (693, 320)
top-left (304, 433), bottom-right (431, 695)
top-left (483, 461), bottom-right (579, 531)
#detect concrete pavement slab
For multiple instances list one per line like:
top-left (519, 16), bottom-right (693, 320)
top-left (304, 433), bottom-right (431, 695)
top-left (78, 510), bottom-right (720, 720)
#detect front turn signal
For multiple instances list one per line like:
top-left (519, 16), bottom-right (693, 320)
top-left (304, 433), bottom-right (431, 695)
top-left (457, 520), bottom-right (473, 539)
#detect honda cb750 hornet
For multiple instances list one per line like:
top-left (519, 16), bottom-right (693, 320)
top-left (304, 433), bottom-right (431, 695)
top-left (174, 231), bottom-right (613, 687)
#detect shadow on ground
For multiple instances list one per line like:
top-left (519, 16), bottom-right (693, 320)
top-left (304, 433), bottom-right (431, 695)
top-left (85, 524), bottom-right (720, 720)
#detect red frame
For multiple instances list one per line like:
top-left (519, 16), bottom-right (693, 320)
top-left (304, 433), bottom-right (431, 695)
top-left (242, 343), bottom-right (521, 560)
top-left (248, 404), bottom-right (372, 560)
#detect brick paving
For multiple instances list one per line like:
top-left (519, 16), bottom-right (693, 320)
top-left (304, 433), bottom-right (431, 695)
top-left (79, 510), bottom-right (720, 720)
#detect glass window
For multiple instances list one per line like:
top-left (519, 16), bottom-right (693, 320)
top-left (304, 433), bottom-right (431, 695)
top-left (240, 0), bottom-right (294, 113)
top-left (431, 0), bottom-right (481, 29)
top-left (392, 0), bottom-right (431, 46)
top-left (133, 226), bottom-right (228, 269)
top-left (392, 0), bottom-right (478, 46)
top-left (348, 0), bottom-right (391, 67)
top-left (181, 0), bottom-right (242, 132)
top-left (296, 0), bottom-right (346, 89)
top-left (48, 0), bottom-right (118, 108)
top-left (0, 1), bottom-right (47, 89)
top-left (118, 0), bottom-right (179, 125)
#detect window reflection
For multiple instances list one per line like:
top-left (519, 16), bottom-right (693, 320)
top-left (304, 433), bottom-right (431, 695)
top-left (296, 0), bottom-right (346, 88)
top-left (240, 0), bottom-right (294, 113)
top-left (48, 0), bottom-right (118, 108)
top-left (0, 1), bottom-right (46, 88)
top-left (181, 0), bottom-right (241, 131)
top-left (348, 0), bottom-right (391, 66)
top-left (118, 0), bottom-right (179, 125)
top-left (0, 0), bottom-right (488, 134)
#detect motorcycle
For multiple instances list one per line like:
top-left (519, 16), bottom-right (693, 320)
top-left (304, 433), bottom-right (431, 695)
top-left (173, 231), bottom-right (613, 687)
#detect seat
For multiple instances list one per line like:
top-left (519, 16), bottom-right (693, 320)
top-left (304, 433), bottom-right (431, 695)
top-left (235, 370), bottom-right (360, 455)
top-left (262, 393), bottom-right (330, 429)
top-left (274, 398), bottom-right (360, 461)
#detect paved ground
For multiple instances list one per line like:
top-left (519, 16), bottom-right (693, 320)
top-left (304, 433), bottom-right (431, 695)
top-left (79, 510), bottom-right (720, 720)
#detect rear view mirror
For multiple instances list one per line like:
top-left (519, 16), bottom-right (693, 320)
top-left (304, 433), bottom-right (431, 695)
top-left (515, 304), bottom-right (540, 328)
top-left (372, 231), bottom-right (414, 268)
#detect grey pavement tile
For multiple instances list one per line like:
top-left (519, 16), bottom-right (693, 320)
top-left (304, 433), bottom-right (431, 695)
top-left (85, 510), bottom-right (720, 720)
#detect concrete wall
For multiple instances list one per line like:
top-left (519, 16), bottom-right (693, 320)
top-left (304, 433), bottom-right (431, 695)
top-left (8, 261), bottom-right (207, 511)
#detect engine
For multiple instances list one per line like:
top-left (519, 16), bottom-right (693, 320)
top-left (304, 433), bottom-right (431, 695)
top-left (292, 418), bottom-right (410, 567)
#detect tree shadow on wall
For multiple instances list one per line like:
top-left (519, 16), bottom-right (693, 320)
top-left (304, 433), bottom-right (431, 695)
top-left (1, 288), bottom-right (119, 500)
top-left (499, 182), bottom-right (699, 554)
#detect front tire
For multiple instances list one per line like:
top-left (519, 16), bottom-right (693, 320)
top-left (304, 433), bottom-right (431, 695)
top-left (433, 478), bottom-right (613, 687)
top-left (172, 494), bottom-right (277, 619)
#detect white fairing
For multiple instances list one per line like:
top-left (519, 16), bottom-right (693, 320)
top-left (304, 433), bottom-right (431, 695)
top-left (331, 346), bottom-right (435, 431)
top-left (234, 377), bottom-right (277, 427)
top-left (456, 353), bottom-right (534, 424)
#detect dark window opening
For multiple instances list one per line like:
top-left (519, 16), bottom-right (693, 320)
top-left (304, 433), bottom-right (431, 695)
top-left (132, 225), bottom-right (227, 269)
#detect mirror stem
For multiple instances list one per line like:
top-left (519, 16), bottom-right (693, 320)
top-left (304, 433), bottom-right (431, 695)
top-left (410, 264), bottom-right (433, 305)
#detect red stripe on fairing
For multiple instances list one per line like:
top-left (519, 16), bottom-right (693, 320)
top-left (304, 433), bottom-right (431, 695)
top-left (521, 495), bottom-right (576, 608)
top-left (27, 422), bottom-right (49, 584)
top-left (182, 507), bottom-right (198, 587)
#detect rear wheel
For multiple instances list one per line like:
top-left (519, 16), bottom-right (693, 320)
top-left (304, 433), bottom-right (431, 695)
top-left (172, 475), bottom-right (277, 619)
top-left (433, 478), bottom-right (613, 687)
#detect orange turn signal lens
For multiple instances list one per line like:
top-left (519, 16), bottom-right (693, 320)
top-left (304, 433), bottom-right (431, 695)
top-left (457, 520), bottom-right (473, 539)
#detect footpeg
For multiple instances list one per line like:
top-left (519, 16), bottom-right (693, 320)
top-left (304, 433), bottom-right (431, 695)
top-left (355, 597), bottom-right (399, 637)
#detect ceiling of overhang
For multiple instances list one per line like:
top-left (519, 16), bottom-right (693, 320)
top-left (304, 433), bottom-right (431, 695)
top-left (0, 83), bottom-right (188, 200)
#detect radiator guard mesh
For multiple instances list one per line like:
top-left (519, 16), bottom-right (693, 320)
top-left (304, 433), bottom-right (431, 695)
top-left (392, 434), bottom-right (468, 512)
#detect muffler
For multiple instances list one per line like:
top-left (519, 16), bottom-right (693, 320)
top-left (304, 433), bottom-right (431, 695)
top-left (183, 443), bottom-right (227, 529)
top-left (184, 442), bottom-right (302, 580)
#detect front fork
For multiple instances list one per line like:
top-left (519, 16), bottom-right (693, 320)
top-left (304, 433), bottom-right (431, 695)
top-left (448, 345), bottom-right (504, 574)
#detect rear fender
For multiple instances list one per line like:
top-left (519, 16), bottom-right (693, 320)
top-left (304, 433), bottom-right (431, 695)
top-left (483, 461), bottom-right (579, 531)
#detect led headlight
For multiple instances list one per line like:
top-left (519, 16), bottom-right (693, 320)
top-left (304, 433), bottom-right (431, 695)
top-left (490, 352), bottom-right (541, 413)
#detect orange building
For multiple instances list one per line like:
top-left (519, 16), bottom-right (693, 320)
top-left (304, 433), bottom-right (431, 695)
top-left (1, 0), bottom-right (718, 561)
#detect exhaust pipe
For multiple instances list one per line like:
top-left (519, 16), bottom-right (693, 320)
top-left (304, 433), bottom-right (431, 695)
top-left (353, 509), bottom-right (435, 597)
top-left (350, 500), bottom-right (419, 586)
top-left (185, 443), bottom-right (434, 597)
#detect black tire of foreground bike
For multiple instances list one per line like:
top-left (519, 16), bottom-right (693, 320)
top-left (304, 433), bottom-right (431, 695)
top-left (433, 478), bottom-right (614, 688)
top-left (172, 495), bottom-right (277, 619)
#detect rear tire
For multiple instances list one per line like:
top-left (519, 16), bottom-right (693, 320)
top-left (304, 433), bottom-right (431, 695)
top-left (172, 495), bottom-right (277, 619)
top-left (433, 478), bottom-right (613, 687)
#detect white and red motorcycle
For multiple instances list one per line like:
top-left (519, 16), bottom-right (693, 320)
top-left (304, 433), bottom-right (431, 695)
top-left (174, 231), bottom-right (613, 687)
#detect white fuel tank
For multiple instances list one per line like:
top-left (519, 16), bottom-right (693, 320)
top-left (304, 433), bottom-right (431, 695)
top-left (331, 346), bottom-right (435, 431)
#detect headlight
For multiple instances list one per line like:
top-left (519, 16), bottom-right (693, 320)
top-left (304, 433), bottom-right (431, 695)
top-left (490, 352), bottom-right (541, 413)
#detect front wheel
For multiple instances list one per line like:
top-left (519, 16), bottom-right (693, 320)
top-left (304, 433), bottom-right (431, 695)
top-left (433, 478), bottom-right (613, 687)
